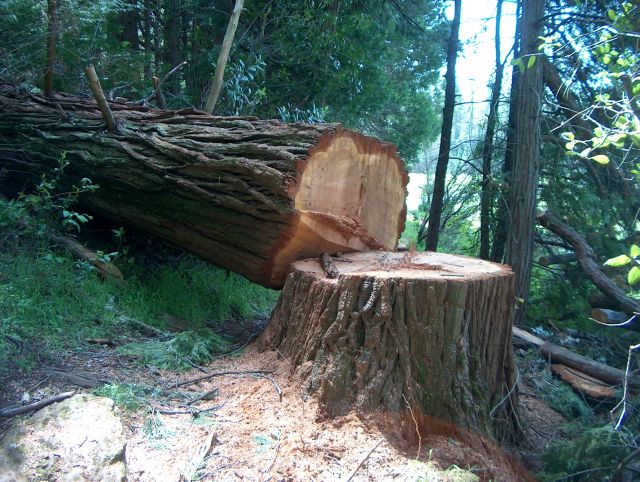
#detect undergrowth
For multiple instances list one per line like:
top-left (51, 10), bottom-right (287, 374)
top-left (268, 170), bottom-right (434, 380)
top-left (0, 181), bottom-right (278, 379)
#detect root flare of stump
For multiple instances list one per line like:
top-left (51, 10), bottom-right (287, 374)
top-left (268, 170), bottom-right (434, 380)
top-left (259, 251), bottom-right (518, 441)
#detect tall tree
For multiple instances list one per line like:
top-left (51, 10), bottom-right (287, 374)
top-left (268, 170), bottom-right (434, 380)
top-left (504, 0), bottom-right (545, 325)
top-left (479, 0), bottom-right (505, 260)
top-left (491, 0), bottom-right (522, 263)
top-left (204, 0), bottom-right (245, 114)
top-left (424, 0), bottom-right (462, 251)
top-left (44, 0), bottom-right (57, 97)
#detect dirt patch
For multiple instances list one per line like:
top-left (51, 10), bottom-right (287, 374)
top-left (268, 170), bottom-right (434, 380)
top-left (1, 345), bottom-right (534, 481)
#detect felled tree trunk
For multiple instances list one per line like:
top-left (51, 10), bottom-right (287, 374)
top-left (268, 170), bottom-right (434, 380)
top-left (259, 251), bottom-right (518, 440)
top-left (0, 85), bottom-right (407, 288)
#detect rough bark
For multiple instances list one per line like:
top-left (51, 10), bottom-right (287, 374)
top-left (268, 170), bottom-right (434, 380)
top-left (44, 0), bottom-right (57, 98)
top-left (537, 211), bottom-right (640, 329)
top-left (0, 86), bottom-right (407, 288)
top-left (491, 0), bottom-right (522, 264)
top-left (479, 0), bottom-right (504, 260)
top-left (259, 251), bottom-right (518, 440)
top-left (424, 0), bottom-right (461, 251)
top-left (504, 0), bottom-right (545, 325)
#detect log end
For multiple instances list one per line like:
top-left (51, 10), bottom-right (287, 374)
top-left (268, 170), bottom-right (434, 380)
top-left (267, 128), bottom-right (408, 287)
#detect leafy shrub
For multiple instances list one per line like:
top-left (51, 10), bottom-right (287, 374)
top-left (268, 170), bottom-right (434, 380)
top-left (539, 424), bottom-right (638, 481)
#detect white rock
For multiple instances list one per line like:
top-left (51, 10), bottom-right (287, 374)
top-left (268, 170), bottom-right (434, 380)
top-left (0, 394), bottom-right (126, 481)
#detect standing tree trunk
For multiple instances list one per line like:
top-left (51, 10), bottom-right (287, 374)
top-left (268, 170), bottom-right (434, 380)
top-left (204, 0), bottom-right (245, 114)
top-left (163, 0), bottom-right (183, 95)
top-left (0, 87), bottom-right (407, 288)
top-left (479, 0), bottom-right (505, 260)
top-left (424, 0), bottom-right (461, 251)
top-left (504, 0), bottom-right (545, 325)
top-left (44, 0), bottom-right (57, 97)
top-left (259, 250), bottom-right (517, 441)
top-left (491, 0), bottom-right (522, 263)
top-left (143, 0), bottom-right (153, 81)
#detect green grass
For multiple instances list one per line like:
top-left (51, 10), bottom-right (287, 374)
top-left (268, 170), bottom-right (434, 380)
top-left (0, 197), bottom-right (279, 377)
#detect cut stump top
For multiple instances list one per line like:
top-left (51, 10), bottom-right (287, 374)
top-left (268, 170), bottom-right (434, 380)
top-left (298, 250), bottom-right (512, 281)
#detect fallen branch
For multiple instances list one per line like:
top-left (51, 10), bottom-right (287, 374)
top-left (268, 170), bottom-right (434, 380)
top-left (85, 65), bottom-right (117, 132)
top-left (550, 364), bottom-right (616, 399)
top-left (0, 391), bottom-right (76, 418)
top-left (152, 76), bottom-right (167, 109)
top-left (51, 233), bottom-right (123, 279)
top-left (176, 370), bottom-right (274, 388)
top-left (512, 326), bottom-right (640, 388)
top-left (186, 388), bottom-right (219, 406)
top-left (344, 439), bottom-right (384, 482)
top-left (118, 315), bottom-right (171, 339)
top-left (537, 211), bottom-right (640, 330)
top-left (157, 403), bottom-right (224, 416)
top-left (141, 61), bottom-right (187, 105)
top-left (591, 309), bottom-right (636, 329)
top-left (255, 373), bottom-right (282, 402)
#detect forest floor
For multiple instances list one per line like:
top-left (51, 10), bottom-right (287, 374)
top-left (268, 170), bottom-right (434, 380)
top-left (0, 325), bottom-right (568, 482)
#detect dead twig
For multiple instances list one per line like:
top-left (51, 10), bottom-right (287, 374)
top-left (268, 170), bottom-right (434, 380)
top-left (158, 403), bottom-right (225, 416)
top-left (611, 446), bottom-right (640, 482)
top-left (255, 373), bottom-right (282, 402)
top-left (0, 391), bottom-right (76, 418)
top-left (118, 315), bottom-right (171, 340)
top-left (175, 370), bottom-right (274, 388)
top-left (613, 342), bottom-right (640, 429)
top-left (263, 441), bottom-right (282, 479)
top-left (85, 65), bottom-right (117, 132)
top-left (343, 439), bottom-right (384, 482)
top-left (403, 394), bottom-right (421, 460)
top-left (140, 61), bottom-right (187, 105)
top-left (186, 388), bottom-right (219, 406)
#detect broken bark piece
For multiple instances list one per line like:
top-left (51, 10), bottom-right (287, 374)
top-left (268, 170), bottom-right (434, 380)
top-left (551, 364), bottom-right (616, 399)
top-left (320, 253), bottom-right (338, 278)
top-left (0, 85), bottom-right (408, 288)
top-left (259, 251), bottom-right (518, 440)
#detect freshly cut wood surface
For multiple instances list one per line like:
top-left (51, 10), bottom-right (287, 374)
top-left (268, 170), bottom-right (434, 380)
top-left (260, 251), bottom-right (518, 440)
top-left (550, 364), bottom-right (616, 399)
top-left (0, 85), bottom-right (407, 287)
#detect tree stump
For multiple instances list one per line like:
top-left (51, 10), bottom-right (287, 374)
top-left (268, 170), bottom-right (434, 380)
top-left (259, 251), bottom-right (517, 440)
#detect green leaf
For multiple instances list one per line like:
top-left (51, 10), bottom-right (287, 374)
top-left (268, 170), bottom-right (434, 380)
top-left (590, 154), bottom-right (610, 165)
top-left (604, 254), bottom-right (632, 267)
top-left (527, 55), bottom-right (537, 69)
top-left (512, 58), bottom-right (525, 74)
top-left (630, 244), bottom-right (640, 258)
top-left (565, 140), bottom-right (576, 150)
top-left (628, 266), bottom-right (640, 285)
